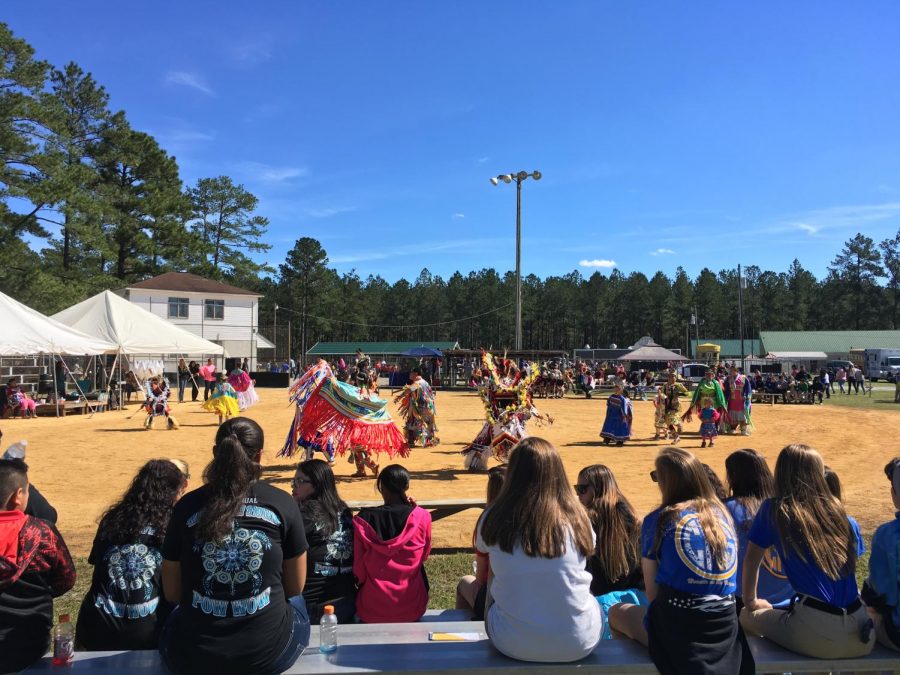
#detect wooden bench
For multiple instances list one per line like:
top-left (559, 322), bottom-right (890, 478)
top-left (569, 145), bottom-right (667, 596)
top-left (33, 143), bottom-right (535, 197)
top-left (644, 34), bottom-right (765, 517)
top-left (24, 621), bottom-right (900, 673)
top-left (752, 392), bottom-right (781, 406)
top-left (34, 401), bottom-right (89, 417)
top-left (347, 498), bottom-right (486, 523)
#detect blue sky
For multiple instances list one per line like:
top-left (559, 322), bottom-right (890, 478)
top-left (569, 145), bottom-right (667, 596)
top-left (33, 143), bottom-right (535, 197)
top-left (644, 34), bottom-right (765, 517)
top-left (6, 1), bottom-right (900, 282)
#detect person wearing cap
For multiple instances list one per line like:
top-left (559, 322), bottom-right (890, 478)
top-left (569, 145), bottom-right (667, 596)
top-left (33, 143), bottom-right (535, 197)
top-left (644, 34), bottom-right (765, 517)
top-left (861, 457), bottom-right (900, 651)
top-left (0, 458), bottom-right (76, 672)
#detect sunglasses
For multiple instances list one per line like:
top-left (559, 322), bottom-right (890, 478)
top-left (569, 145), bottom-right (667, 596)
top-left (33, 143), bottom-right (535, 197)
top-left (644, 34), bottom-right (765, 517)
top-left (292, 477), bottom-right (313, 489)
top-left (573, 484), bottom-right (590, 495)
top-left (650, 470), bottom-right (658, 483)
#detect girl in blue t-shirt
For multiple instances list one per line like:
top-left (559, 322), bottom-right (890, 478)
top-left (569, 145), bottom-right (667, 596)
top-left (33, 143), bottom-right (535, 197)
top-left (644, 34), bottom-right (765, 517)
top-left (740, 443), bottom-right (874, 659)
top-left (608, 446), bottom-right (754, 675)
top-left (723, 449), bottom-right (794, 609)
top-left (862, 457), bottom-right (900, 651)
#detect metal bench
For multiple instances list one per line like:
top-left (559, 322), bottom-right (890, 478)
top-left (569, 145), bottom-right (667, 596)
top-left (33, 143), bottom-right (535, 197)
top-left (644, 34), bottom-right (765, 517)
top-left (25, 622), bottom-right (900, 673)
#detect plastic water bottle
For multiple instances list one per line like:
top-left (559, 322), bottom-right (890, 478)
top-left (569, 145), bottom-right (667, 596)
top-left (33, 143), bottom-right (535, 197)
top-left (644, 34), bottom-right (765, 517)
top-left (52, 614), bottom-right (74, 666)
top-left (2, 440), bottom-right (27, 461)
top-left (319, 605), bottom-right (338, 654)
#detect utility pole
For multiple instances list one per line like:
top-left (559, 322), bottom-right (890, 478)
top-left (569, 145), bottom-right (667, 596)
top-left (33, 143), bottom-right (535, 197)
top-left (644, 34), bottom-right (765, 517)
top-left (738, 264), bottom-right (745, 373)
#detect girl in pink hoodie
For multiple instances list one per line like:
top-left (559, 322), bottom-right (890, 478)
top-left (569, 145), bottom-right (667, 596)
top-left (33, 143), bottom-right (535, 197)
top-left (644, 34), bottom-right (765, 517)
top-left (353, 465), bottom-right (431, 623)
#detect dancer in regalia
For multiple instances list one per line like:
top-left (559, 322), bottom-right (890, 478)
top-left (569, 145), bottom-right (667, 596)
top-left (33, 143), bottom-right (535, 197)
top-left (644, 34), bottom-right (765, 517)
top-left (723, 366), bottom-right (753, 435)
top-left (280, 358), bottom-right (334, 462)
top-left (143, 377), bottom-right (179, 430)
top-left (227, 367), bottom-right (259, 412)
top-left (461, 352), bottom-right (552, 471)
top-left (394, 367), bottom-right (439, 447)
top-left (600, 383), bottom-right (632, 446)
top-left (201, 373), bottom-right (240, 425)
top-left (661, 370), bottom-right (690, 443)
top-left (295, 372), bottom-right (408, 479)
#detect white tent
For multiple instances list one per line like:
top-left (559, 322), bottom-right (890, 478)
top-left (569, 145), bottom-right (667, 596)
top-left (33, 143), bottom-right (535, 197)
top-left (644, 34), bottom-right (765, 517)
top-left (0, 290), bottom-right (117, 356)
top-left (52, 290), bottom-right (224, 356)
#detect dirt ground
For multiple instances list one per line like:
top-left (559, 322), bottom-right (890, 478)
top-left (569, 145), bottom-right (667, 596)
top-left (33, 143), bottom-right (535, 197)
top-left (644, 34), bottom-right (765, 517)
top-left (4, 388), bottom-right (897, 556)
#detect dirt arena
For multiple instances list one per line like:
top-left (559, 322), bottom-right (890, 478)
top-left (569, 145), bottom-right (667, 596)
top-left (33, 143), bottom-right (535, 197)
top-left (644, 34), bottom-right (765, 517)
top-left (5, 388), bottom-right (896, 556)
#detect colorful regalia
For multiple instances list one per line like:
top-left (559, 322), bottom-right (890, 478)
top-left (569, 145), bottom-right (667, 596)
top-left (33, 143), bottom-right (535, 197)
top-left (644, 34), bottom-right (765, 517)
top-left (280, 359), bottom-right (334, 460)
top-left (462, 352), bottom-right (552, 471)
top-left (600, 393), bottom-right (633, 444)
top-left (144, 380), bottom-right (178, 430)
top-left (722, 372), bottom-right (753, 435)
top-left (227, 368), bottom-right (259, 411)
top-left (201, 381), bottom-right (240, 419)
top-left (394, 375), bottom-right (439, 447)
top-left (294, 376), bottom-right (408, 464)
top-left (699, 405), bottom-right (720, 440)
top-left (685, 375), bottom-right (727, 427)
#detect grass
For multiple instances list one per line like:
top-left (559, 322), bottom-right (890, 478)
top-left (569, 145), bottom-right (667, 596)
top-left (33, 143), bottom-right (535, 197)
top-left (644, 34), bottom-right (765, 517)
top-left (822, 386), bottom-right (899, 410)
top-left (56, 553), bottom-right (475, 627)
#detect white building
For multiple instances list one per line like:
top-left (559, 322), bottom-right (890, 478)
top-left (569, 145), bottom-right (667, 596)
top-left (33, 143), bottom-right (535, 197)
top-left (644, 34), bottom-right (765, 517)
top-left (121, 272), bottom-right (271, 369)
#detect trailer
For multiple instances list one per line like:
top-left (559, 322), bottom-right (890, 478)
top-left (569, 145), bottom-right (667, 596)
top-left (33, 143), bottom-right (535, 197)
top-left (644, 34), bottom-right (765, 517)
top-left (864, 348), bottom-right (900, 381)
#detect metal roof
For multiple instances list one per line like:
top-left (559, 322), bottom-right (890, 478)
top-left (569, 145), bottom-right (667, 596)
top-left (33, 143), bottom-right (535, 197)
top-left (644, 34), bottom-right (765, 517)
top-left (306, 341), bottom-right (460, 356)
top-left (691, 338), bottom-right (763, 357)
top-left (760, 331), bottom-right (900, 355)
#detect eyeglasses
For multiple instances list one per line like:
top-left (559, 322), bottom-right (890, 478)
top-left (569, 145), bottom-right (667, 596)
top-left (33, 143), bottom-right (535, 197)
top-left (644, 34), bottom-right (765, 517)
top-left (292, 477), bottom-right (312, 489)
top-left (650, 470), bottom-right (658, 483)
top-left (573, 484), bottom-right (590, 495)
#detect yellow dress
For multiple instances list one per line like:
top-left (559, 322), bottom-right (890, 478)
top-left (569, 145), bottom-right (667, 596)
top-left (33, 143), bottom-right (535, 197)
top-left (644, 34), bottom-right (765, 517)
top-left (201, 383), bottom-right (240, 417)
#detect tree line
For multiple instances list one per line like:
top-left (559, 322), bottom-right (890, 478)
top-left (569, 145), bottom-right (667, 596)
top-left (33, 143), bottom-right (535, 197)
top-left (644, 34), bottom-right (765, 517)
top-left (2, 23), bottom-right (899, 357)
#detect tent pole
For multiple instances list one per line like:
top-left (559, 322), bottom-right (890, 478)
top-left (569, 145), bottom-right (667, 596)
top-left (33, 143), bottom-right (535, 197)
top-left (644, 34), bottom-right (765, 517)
top-left (51, 356), bottom-right (59, 417)
top-left (61, 358), bottom-right (95, 414)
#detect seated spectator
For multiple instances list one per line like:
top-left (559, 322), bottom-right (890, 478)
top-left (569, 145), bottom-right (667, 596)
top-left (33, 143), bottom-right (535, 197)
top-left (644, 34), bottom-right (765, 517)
top-left (0, 458), bottom-right (76, 672)
top-left (862, 457), bottom-right (900, 651)
top-left (160, 418), bottom-right (310, 675)
top-left (353, 465), bottom-right (431, 623)
top-left (608, 446), bottom-right (753, 674)
top-left (292, 459), bottom-right (356, 624)
top-left (824, 465), bottom-right (842, 501)
top-left (0, 379), bottom-right (21, 419)
top-left (810, 376), bottom-right (825, 404)
top-left (76, 459), bottom-right (188, 650)
top-left (724, 449), bottom-right (793, 610)
top-left (478, 438), bottom-right (601, 662)
top-left (740, 443), bottom-right (874, 659)
top-left (456, 465), bottom-right (506, 618)
top-left (576, 464), bottom-right (645, 640)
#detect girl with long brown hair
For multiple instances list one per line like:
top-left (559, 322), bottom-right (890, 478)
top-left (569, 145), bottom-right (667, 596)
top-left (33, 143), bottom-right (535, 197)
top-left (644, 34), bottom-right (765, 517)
top-left (478, 437), bottom-right (601, 662)
top-left (608, 446), bottom-right (753, 675)
top-left (740, 443), bottom-right (874, 658)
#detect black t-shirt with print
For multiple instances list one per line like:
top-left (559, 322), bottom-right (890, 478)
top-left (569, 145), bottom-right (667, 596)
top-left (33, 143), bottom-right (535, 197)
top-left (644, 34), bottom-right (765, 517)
top-left (76, 527), bottom-right (172, 650)
top-left (162, 482), bottom-right (308, 674)
top-left (300, 504), bottom-right (355, 622)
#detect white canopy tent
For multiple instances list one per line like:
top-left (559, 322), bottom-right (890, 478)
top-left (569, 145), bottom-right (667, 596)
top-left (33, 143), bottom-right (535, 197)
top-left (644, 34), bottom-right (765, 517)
top-left (52, 290), bottom-right (224, 356)
top-left (0, 290), bottom-right (116, 356)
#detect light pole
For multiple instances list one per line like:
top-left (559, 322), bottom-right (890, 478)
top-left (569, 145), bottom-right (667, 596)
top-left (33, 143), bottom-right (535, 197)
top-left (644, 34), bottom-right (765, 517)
top-left (490, 170), bottom-right (541, 351)
top-left (273, 303), bottom-right (279, 361)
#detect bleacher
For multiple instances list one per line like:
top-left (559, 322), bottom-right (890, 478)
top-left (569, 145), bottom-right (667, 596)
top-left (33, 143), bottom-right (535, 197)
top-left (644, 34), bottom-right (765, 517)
top-left (24, 612), bottom-right (900, 673)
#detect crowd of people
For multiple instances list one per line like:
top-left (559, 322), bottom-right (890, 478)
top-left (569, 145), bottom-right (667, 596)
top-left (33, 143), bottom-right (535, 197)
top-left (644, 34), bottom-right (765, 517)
top-left (4, 421), bottom-right (900, 673)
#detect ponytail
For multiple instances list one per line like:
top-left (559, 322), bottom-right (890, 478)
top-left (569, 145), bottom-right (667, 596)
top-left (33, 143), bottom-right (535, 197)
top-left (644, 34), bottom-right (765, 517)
top-left (197, 418), bottom-right (264, 542)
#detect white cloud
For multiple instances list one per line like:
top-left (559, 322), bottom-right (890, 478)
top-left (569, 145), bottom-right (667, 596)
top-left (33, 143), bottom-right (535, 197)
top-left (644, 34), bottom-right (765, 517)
top-left (164, 71), bottom-right (214, 96)
top-left (794, 222), bottom-right (819, 235)
top-left (331, 238), bottom-right (502, 265)
top-left (476, 156), bottom-right (490, 164)
top-left (579, 259), bottom-right (617, 268)
top-left (649, 248), bottom-right (676, 256)
top-left (231, 41), bottom-right (273, 66)
top-left (452, 212), bottom-right (465, 219)
top-left (238, 161), bottom-right (309, 183)
top-left (307, 206), bottom-right (356, 218)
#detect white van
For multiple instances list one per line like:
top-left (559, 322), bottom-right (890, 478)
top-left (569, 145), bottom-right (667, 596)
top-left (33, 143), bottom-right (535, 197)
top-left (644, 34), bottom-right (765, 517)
top-left (678, 363), bottom-right (711, 386)
top-left (864, 348), bottom-right (900, 381)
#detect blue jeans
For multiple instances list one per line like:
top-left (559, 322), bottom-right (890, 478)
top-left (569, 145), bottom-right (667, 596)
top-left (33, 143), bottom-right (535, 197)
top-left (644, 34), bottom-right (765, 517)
top-left (160, 597), bottom-right (310, 675)
top-left (177, 378), bottom-right (187, 402)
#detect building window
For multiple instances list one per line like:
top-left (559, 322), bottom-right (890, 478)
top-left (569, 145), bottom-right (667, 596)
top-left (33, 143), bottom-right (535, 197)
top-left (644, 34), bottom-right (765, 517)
top-left (205, 299), bottom-right (225, 320)
top-left (168, 297), bottom-right (189, 319)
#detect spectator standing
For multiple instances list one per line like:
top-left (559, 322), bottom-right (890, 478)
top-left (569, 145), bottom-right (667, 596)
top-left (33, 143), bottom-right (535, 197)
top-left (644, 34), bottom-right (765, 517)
top-left (353, 465), bottom-right (431, 623)
top-left (176, 358), bottom-right (190, 404)
top-left (835, 367), bottom-right (846, 394)
top-left (846, 366), bottom-right (857, 394)
top-left (160, 418), bottom-right (310, 675)
top-left (292, 459), bottom-right (356, 624)
top-left (76, 460), bottom-right (188, 650)
top-left (608, 446), bottom-right (753, 674)
top-left (819, 369), bottom-right (831, 399)
top-left (188, 361), bottom-right (201, 402)
top-left (0, 459), bottom-right (76, 672)
top-left (201, 358), bottom-right (217, 401)
top-left (740, 443), bottom-right (873, 659)
top-left (478, 438), bottom-right (601, 662)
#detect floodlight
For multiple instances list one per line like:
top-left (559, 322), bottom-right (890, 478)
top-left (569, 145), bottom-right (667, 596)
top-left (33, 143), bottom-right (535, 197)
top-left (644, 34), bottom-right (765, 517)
top-left (532, 170), bottom-right (542, 180)
top-left (490, 176), bottom-right (499, 186)
top-left (501, 174), bottom-right (512, 184)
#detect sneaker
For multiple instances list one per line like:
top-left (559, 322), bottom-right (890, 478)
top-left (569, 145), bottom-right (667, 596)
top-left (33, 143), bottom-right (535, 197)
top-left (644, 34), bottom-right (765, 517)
top-left (672, 435), bottom-right (681, 444)
top-left (701, 440), bottom-right (707, 448)
top-left (709, 441), bottom-right (715, 447)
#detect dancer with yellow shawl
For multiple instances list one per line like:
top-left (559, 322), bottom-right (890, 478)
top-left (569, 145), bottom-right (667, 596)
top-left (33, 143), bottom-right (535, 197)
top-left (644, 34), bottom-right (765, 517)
top-left (201, 373), bottom-right (240, 425)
